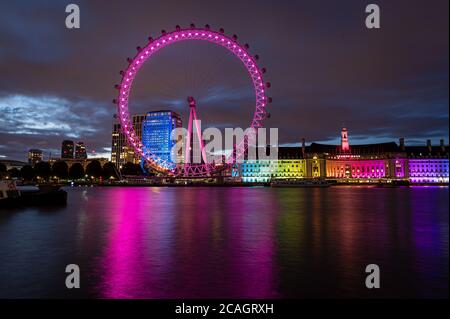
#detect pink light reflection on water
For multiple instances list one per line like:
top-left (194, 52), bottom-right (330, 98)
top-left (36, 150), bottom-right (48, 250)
top-left (97, 188), bottom-right (176, 298)
top-left (95, 187), bottom-right (279, 298)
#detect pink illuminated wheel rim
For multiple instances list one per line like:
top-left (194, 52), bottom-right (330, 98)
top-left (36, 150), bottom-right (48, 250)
top-left (114, 25), bottom-right (271, 176)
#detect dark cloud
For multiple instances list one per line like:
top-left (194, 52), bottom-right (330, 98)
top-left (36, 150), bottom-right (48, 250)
top-left (0, 0), bottom-right (448, 161)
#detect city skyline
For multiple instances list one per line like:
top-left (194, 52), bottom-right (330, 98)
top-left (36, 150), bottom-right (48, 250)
top-left (4, 122), bottom-right (449, 164)
top-left (2, 125), bottom-right (447, 184)
top-left (0, 0), bottom-right (448, 162)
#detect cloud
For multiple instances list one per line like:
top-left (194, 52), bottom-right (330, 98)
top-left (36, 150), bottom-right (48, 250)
top-left (0, 93), bottom-right (113, 161)
top-left (0, 0), bottom-right (448, 161)
top-left (0, 94), bottom-right (107, 137)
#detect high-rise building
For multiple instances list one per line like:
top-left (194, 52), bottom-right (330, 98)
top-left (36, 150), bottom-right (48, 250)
top-left (142, 110), bottom-right (182, 166)
top-left (111, 114), bottom-right (146, 169)
top-left (61, 140), bottom-right (75, 159)
top-left (75, 142), bottom-right (87, 159)
top-left (28, 149), bottom-right (43, 165)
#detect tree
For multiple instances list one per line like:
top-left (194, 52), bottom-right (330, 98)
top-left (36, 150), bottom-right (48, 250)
top-left (0, 163), bottom-right (6, 178)
top-left (69, 162), bottom-right (85, 180)
top-left (86, 160), bottom-right (103, 178)
top-left (34, 161), bottom-right (51, 181)
top-left (20, 165), bottom-right (35, 181)
top-left (103, 162), bottom-right (119, 179)
top-left (52, 161), bottom-right (69, 179)
top-left (7, 168), bottom-right (20, 179)
top-left (121, 162), bottom-right (142, 176)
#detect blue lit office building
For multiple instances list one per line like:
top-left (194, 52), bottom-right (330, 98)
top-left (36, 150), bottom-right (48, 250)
top-left (142, 110), bottom-right (182, 169)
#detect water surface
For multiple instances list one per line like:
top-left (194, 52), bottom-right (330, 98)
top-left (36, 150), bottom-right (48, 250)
top-left (0, 186), bottom-right (448, 298)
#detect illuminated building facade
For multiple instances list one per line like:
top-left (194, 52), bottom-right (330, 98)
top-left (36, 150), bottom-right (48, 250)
top-left (74, 142), bottom-right (87, 159)
top-left (308, 128), bottom-right (408, 181)
top-left (142, 111), bottom-right (182, 165)
top-left (61, 140), bottom-right (74, 159)
top-left (405, 139), bottom-right (449, 183)
top-left (28, 149), bottom-right (43, 165)
top-left (239, 160), bottom-right (275, 183)
top-left (326, 157), bottom-right (388, 179)
top-left (408, 159), bottom-right (449, 183)
top-left (238, 147), bottom-right (307, 183)
top-left (306, 156), bottom-right (326, 178)
top-left (273, 147), bottom-right (306, 179)
top-left (111, 114), bottom-right (146, 169)
top-left (236, 128), bottom-right (448, 184)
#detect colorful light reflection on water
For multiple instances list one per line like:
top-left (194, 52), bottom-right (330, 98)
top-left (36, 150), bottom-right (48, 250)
top-left (0, 186), bottom-right (448, 298)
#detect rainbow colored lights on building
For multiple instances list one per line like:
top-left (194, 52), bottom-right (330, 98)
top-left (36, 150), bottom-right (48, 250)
top-left (235, 128), bottom-right (449, 184)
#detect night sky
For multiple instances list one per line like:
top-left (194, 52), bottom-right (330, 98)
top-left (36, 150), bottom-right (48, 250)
top-left (0, 0), bottom-right (448, 161)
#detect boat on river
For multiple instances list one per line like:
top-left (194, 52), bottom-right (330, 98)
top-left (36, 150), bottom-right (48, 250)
top-left (270, 178), bottom-right (333, 188)
top-left (0, 180), bottom-right (67, 208)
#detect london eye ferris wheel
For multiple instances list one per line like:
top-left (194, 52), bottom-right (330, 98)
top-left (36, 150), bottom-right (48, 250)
top-left (113, 24), bottom-right (272, 177)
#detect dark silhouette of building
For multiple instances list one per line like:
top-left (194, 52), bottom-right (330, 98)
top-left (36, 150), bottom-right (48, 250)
top-left (111, 114), bottom-right (146, 169)
top-left (75, 142), bottom-right (87, 159)
top-left (28, 149), bottom-right (43, 165)
top-left (61, 140), bottom-right (74, 159)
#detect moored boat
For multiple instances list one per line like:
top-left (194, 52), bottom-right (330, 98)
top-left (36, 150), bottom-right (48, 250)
top-left (0, 180), bottom-right (21, 206)
top-left (0, 180), bottom-right (67, 208)
top-left (270, 178), bottom-right (332, 187)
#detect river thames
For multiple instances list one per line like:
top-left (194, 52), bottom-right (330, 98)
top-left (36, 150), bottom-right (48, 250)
top-left (0, 186), bottom-right (448, 298)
